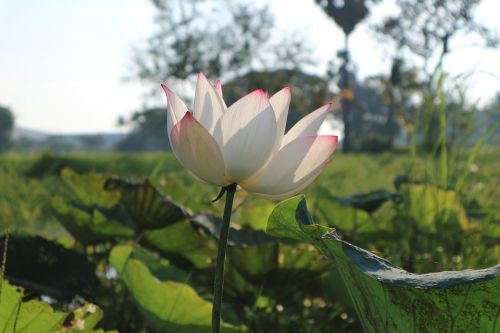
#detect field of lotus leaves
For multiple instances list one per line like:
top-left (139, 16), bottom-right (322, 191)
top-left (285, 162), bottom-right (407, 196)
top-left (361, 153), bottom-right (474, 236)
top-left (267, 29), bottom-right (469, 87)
top-left (0, 151), bottom-right (498, 332)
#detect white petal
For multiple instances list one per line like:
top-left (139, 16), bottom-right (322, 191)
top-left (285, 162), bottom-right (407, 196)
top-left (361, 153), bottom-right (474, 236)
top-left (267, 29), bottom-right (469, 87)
top-left (269, 87), bottom-right (291, 149)
top-left (213, 90), bottom-right (278, 183)
top-left (193, 72), bottom-right (224, 133)
top-left (214, 80), bottom-right (227, 110)
top-left (170, 112), bottom-right (227, 186)
top-left (251, 162), bottom-right (328, 201)
top-left (161, 83), bottom-right (189, 141)
top-left (281, 103), bottom-right (332, 148)
top-left (241, 135), bottom-right (338, 199)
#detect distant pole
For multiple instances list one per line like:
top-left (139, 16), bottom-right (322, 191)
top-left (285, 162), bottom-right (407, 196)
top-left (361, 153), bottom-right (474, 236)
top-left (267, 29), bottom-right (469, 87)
top-left (340, 34), bottom-right (352, 153)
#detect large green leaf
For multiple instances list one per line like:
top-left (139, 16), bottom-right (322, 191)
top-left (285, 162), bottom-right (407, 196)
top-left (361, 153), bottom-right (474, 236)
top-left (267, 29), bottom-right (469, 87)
top-left (236, 198), bottom-right (276, 230)
top-left (0, 279), bottom-right (64, 333)
top-left (52, 169), bottom-right (135, 244)
top-left (268, 196), bottom-right (500, 333)
top-left (0, 278), bottom-right (114, 333)
top-left (51, 196), bottom-right (134, 245)
top-left (104, 177), bottom-right (190, 230)
top-left (0, 234), bottom-right (97, 300)
top-left (61, 168), bottom-right (120, 208)
top-left (110, 244), bottom-right (188, 282)
top-left (109, 244), bottom-right (246, 333)
top-left (143, 220), bottom-right (216, 269)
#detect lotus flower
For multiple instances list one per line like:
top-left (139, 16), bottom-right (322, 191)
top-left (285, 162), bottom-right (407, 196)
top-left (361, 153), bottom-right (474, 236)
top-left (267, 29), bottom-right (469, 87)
top-left (161, 73), bottom-right (337, 200)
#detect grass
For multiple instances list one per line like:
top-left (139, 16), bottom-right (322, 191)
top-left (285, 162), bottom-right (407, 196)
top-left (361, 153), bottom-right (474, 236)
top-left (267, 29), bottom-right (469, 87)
top-left (1, 149), bottom-right (498, 237)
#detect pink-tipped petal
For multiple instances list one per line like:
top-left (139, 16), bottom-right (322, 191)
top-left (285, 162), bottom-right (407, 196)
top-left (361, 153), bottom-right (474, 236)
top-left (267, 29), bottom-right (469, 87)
top-left (214, 80), bottom-right (227, 110)
top-left (170, 112), bottom-right (227, 186)
top-left (251, 159), bottom-right (331, 200)
top-left (213, 89), bottom-right (278, 183)
top-left (241, 135), bottom-right (338, 199)
top-left (161, 83), bottom-right (189, 141)
top-left (194, 72), bottom-right (224, 133)
top-left (269, 87), bottom-right (291, 148)
top-left (281, 103), bottom-right (332, 148)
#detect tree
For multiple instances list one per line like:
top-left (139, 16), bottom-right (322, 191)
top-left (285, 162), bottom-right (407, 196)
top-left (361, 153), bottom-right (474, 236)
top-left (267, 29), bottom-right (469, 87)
top-left (0, 105), bottom-right (14, 152)
top-left (115, 108), bottom-right (169, 152)
top-left (315, 0), bottom-right (381, 152)
top-left (135, 0), bottom-right (273, 82)
top-left (131, 0), bottom-right (315, 99)
top-left (132, 0), bottom-right (273, 88)
top-left (378, 0), bottom-right (498, 80)
top-left (377, 0), bottom-right (499, 151)
top-left (369, 58), bottom-right (422, 147)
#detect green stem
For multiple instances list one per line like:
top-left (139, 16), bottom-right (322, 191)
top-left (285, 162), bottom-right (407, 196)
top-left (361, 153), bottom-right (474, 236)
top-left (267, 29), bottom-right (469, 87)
top-left (212, 183), bottom-right (237, 333)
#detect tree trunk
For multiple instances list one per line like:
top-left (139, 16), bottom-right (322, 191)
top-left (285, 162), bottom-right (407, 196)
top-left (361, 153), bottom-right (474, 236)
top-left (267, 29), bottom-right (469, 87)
top-left (340, 35), bottom-right (352, 153)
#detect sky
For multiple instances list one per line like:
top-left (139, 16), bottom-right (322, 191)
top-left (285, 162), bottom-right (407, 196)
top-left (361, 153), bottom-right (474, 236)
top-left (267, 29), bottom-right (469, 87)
top-left (0, 0), bottom-right (499, 134)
